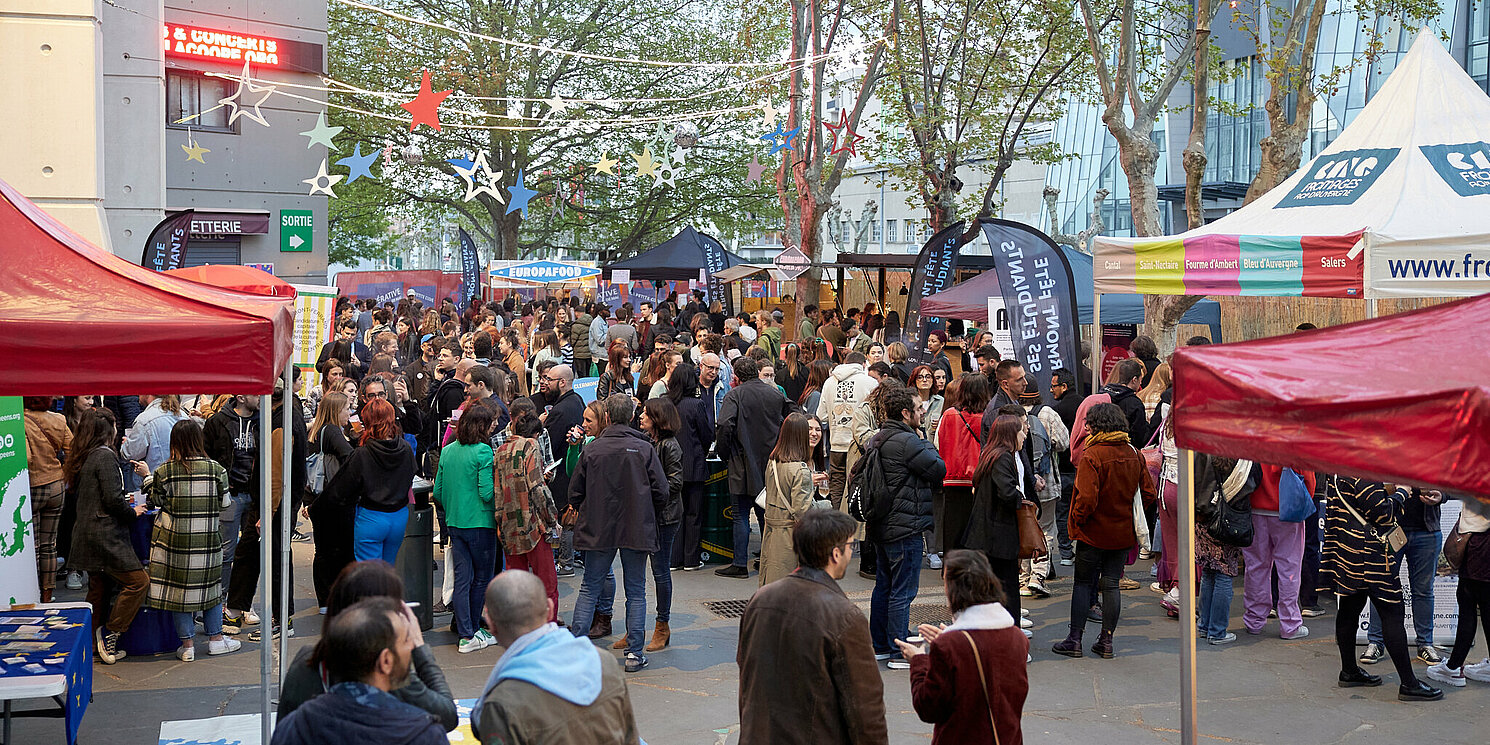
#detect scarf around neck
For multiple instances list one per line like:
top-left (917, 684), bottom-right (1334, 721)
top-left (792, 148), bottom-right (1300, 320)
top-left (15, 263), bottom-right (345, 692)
top-left (1085, 430), bottom-right (1130, 448)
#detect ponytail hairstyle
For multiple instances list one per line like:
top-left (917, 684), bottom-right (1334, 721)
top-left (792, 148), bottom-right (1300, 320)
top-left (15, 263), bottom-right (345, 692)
top-left (509, 398), bottom-right (545, 439)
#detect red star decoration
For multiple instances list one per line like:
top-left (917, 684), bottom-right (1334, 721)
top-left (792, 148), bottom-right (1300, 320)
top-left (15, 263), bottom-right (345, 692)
top-left (823, 109), bottom-right (866, 157)
top-left (400, 69), bottom-right (452, 132)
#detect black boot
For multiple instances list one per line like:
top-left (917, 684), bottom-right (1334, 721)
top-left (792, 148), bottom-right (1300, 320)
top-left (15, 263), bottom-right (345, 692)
top-left (1090, 629), bottom-right (1115, 659)
top-left (587, 613), bottom-right (612, 639)
top-left (1051, 626), bottom-right (1084, 658)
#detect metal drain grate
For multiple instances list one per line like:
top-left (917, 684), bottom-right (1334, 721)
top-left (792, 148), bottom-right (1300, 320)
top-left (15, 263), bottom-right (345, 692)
top-left (703, 599), bottom-right (752, 619)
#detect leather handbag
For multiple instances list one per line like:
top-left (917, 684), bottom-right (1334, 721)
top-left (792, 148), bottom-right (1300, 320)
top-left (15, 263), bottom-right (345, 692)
top-left (1204, 462), bottom-right (1254, 547)
top-left (560, 504), bottom-right (579, 529)
top-left (1443, 517), bottom-right (1470, 572)
top-left (1016, 500), bottom-right (1047, 559)
top-left (1139, 408), bottom-right (1166, 487)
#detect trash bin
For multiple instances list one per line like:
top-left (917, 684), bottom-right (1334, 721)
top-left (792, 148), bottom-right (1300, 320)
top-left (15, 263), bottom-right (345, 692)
top-left (397, 478), bottom-right (435, 630)
top-left (700, 459), bottom-right (733, 564)
top-left (122, 510), bottom-right (177, 656)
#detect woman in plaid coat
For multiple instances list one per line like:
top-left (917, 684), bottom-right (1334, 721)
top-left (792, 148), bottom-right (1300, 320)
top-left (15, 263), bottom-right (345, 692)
top-left (145, 420), bottom-right (242, 662)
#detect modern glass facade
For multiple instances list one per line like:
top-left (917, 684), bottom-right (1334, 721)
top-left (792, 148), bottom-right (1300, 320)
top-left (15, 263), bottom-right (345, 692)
top-left (1042, 100), bottom-right (1171, 238)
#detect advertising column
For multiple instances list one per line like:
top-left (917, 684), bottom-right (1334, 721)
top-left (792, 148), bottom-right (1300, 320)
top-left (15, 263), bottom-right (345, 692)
top-left (0, 397), bottom-right (39, 605)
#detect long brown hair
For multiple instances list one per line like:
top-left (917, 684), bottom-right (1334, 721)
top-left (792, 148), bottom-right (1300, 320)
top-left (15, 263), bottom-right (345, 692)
top-left (797, 359), bottom-right (833, 406)
top-left (62, 409), bottom-right (115, 486)
top-left (168, 419), bottom-right (208, 462)
top-left (768, 412), bottom-right (811, 464)
top-left (309, 391), bottom-right (349, 444)
top-left (971, 414), bottom-right (1023, 484)
top-left (783, 342), bottom-right (802, 378)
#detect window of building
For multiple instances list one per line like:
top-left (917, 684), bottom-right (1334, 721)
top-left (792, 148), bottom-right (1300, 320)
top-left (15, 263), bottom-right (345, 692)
top-left (167, 70), bottom-right (235, 132)
top-left (904, 219), bottom-right (917, 242)
top-left (871, 219), bottom-right (882, 243)
top-left (886, 219), bottom-right (898, 243)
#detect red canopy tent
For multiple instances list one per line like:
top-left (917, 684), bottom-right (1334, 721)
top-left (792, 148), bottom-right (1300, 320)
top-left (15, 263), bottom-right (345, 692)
top-left (1171, 293), bottom-right (1490, 499)
top-left (0, 177), bottom-right (294, 396)
top-left (164, 264), bottom-right (298, 299)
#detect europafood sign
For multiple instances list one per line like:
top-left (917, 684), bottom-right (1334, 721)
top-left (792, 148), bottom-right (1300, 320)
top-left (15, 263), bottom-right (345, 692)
top-left (490, 261), bottom-right (600, 283)
top-left (1277, 148), bottom-right (1399, 208)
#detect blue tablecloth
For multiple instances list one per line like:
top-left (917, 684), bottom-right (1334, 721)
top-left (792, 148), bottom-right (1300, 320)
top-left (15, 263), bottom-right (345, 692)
top-left (0, 606), bottom-right (92, 744)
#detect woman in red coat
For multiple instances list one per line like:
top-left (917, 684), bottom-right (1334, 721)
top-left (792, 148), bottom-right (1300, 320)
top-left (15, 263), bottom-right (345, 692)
top-left (896, 550), bottom-right (1029, 744)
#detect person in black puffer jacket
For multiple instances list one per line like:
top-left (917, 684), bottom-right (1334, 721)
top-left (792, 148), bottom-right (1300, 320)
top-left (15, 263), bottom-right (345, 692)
top-left (1101, 359), bottom-right (1150, 447)
top-left (863, 386), bottom-right (946, 665)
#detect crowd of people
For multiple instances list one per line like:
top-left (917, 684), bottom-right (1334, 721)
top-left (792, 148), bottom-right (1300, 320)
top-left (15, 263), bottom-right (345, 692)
top-left (23, 292), bottom-right (1490, 743)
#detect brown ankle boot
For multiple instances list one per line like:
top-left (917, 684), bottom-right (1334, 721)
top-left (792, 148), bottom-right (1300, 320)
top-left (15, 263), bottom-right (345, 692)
top-left (645, 621), bottom-right (670, 652)
top-left (587, 613), bottom-right (612, 639)
top-left (611, 636), bottom-right (627, 649)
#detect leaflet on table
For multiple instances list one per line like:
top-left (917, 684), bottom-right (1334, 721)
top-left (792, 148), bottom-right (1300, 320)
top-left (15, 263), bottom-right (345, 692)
top-left (0, 632), bottom-right (50, 641)
top-left (0, 641), bottom-right (55, 651)
top-left (0, 616), bottom-right (45, 625)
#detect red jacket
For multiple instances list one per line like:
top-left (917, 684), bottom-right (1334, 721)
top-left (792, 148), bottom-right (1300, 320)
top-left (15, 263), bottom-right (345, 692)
top-left (935, 409), bottom-right (983, 487)
top-left (908, 604), bottom-right (1029, 745)
top-left (1249, 464), bottom-right (1316, 513)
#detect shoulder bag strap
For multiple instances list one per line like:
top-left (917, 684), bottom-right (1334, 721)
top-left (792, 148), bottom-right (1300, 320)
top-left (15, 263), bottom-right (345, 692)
top-left (959, 631), bottom-right (1001, 745)
top-left (960, 412), bottom-right (982, 445)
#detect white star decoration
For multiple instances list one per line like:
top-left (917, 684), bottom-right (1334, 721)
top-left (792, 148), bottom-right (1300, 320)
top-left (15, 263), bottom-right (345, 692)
top-left (303, 159), bottom-right (343, 197)
top-left (452, 151), bottom-right (506, 203)
top-left (220, 61), bottom-right (276, 128)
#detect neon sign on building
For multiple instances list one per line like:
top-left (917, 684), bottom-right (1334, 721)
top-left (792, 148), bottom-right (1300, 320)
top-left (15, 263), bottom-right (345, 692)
top-left (162, 23), bottom-right (323, 72)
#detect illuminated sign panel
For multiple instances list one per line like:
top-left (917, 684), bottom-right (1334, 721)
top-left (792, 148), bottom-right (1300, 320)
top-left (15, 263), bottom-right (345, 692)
top-left (163, 23), bottom-right (324, 73)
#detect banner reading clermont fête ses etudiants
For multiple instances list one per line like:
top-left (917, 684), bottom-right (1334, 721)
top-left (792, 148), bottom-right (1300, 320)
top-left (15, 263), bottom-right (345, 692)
top-left (982, 220), bottom-right (1081, 402)
top-left (903, 221), bottom-right (965, 363)
top-left (0, 397), bottom-right (39, 605)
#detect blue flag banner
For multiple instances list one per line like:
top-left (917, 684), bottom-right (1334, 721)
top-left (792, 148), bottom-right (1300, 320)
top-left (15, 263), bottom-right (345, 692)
top-left (903, 220), bottom-right (965, 362)
top-left (140, 210), bottom-right (194, 271)
top-left (981, 219), bottom-right (1082, 401)
top-left (696, 231), bottom-right (733, 315)
top-left (458, 228), bottom-right (481, 304)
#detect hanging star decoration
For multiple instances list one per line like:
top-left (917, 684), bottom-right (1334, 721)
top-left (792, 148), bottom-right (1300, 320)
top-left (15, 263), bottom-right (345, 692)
top-left (591, 152), bottom-right (618, 175)
top-left (759, 101), bottom-right (785, 129)
top-left (337, 143), bottom-right (379, 184)
top-left (760, 123), bottom-right (800, 155)
top-left (219, 61), bottom-right (275, 127)
top-left (506, 170), bottom-right (539, 217)
top-left (545, 96), bottom-right (570, 116)
top-left (181, 129), bottom-right (210, 164)
top-left (633, 148), bottom-right (660, 178)
top-left (449, 151), bottom-right (505, 203)
top-left (299, 111), bottom-right (343, 150)
top-left (744, 155), bottom-right (769, 185)
top-left (823, 109), bottom-right (866, 157)
top-left (400, 69), bottom-right (453, 132)
top-left (303, 159), bottom-right (344, 197)
top-left (654, 149), bottom-right (681, 188)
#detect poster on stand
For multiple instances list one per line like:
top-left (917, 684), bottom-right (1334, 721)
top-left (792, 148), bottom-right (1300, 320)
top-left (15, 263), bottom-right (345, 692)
top-left (984, 298), bottom-right (1017, 360)
top-left (0, 397), bottom-right (39, 605)
top-left (292, 284), bottom-right (339, 393)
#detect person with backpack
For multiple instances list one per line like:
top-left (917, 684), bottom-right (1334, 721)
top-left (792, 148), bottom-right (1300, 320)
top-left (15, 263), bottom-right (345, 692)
top-left (304, 391), bottom-right (355, 613)
top-left (856, 386), bottom-right (946, 670)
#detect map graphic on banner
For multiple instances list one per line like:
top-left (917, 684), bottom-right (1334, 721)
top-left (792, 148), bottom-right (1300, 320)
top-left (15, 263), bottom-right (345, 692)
top-left (0, 397), bottom-right (39, 605)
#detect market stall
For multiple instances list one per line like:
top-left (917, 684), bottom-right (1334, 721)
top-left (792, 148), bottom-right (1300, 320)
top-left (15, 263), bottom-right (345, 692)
top-left (0, 175), bottom-right (294, 745)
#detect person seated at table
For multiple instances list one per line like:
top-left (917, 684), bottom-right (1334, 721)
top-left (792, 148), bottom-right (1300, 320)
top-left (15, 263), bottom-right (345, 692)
top-left (277, 561), bottom-right (458, 731)
top-left (271, 596), bottom-right (446, 745)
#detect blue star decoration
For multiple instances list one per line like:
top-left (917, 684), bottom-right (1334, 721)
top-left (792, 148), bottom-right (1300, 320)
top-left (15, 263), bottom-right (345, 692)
top-left (760, 123), bottom-right (800, 155)
top-left (505, 169), bottom-right (538, 218)
top-left (447, 153), bottom-right (477, 192)
top-left (337, 143), bottom-right (380, 184)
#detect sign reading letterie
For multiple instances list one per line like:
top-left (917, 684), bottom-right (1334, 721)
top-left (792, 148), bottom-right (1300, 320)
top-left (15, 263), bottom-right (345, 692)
top-left (162, 23), bottom-right (325, 73)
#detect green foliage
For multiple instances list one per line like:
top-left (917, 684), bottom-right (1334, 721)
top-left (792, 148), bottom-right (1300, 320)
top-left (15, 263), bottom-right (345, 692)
top-left (326, 0), bottom-right (786, 262)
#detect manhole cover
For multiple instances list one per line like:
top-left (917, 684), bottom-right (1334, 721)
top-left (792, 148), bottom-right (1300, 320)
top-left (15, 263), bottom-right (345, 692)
top-left (703, 599), bottom-right (752, 619)
top-left (852, 601), bottom-right (955, 627)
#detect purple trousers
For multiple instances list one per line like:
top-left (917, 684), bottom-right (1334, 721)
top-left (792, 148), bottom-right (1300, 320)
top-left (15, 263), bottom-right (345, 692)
top-left (1242, 512), bottom-right (1305, 636)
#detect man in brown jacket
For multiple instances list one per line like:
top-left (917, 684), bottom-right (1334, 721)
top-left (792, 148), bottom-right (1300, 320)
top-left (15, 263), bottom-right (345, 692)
top-left (737, 510), bottom-right (889, 745)
top-left (471, 571), bottom-right (641, 745)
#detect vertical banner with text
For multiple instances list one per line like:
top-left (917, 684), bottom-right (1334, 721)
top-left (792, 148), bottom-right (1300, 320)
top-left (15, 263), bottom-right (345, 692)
top-left (139, 210), bottom-right (194, 271)
top-left (982, 220), bottom-right (1082, 401)
top-left (291, 284), bottom-right (339, 393)
top-left (458, 228), bottom-right (481, 305)
top-left (904, 221), bottom-right (966, 362)
top-left (0, 397), bottom-right (39, 605)
top-left (696, 231), bottom-right (734, 316)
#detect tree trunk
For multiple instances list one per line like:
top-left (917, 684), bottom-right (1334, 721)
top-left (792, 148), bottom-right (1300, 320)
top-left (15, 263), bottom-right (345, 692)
top-left (1182, 0), bottom-right (1211, 231)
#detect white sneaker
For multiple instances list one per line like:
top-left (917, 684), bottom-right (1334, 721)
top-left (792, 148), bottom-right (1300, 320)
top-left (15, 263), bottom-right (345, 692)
top-left (1149, 582), bottom-right (1163, 593)
top-left (1426, 662), bottom-right (1467, 687)
top-left (477, 629), bottom-right (499, 646)
top-left (886, 658), bottom-right (911, 670)
top-left (1281, 626), bottom-right (1309, 640)
top-left (1020, 608), bottom-right (1030, 617)
top-left (458, 636), bottom-right (489, 654)
top-left (207, 638), bottom-right (241, 656)
top-left (176, 645), bottom-right (195, 662)
top-left (1022, 628), bottom-right (1033, 639)
top-left (1464, 658), bottom-right (1490, 683)
top-left (926, 553), bottom-right (943, 570)
top-left (65, 571), bottom-right (83, 590)
top-left (1019, 616), bottom-right (1033, 629)
top-left (240, 609), bottom-right (261, 626)
top-left (1164, 588), bottom-right (1180, 605)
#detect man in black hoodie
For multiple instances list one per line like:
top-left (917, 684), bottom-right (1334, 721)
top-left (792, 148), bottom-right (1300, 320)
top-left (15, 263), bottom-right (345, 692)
top-left (419, 339), bottom-right (466, 474)
top-left (204, 394), bottom-right (261, 630)
top-left (539, 364), bottom-right (585, 577)
top-left (1102, 358), bottom-right (1151, 446)
top-left (271, 597), bottom-right (444, 745)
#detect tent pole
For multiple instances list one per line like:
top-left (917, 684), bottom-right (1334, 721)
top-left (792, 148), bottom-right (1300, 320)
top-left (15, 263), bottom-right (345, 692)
top-left (1366, 298), bottom-right (1378, 320)
top-left (1091, 293), bottom-right (1103, 393)
top-left (279, 362), bottom-right (293, 683)
top-left (258, 394), bottom-right (273, 745)
top-left (1178, 447), bottom-right (1199, 745)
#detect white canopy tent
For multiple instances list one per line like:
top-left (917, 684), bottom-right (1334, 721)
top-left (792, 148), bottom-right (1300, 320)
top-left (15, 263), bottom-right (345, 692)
top-left (1093, 30), bottom-right (1490, 302)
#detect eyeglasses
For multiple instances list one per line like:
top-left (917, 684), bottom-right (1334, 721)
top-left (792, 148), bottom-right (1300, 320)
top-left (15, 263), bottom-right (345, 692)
top-left (916, 374), bottom-right (933, 380)
top-left (701, 363), bottom-right (720, 370)
top-left (544, 375), bottom-right (563, 383)
top-left (365, 390), bottom-right (387, 399)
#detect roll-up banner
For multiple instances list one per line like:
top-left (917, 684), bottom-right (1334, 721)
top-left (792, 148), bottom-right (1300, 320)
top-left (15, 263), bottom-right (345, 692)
top-left (140, 210), bottom-right (194, 271)
top-left (904, 221), bottom-right (965, 362)
top-left (982, 219), bottom-right (1082, 401)
top-left (458, 228), bottom-right (481, 304)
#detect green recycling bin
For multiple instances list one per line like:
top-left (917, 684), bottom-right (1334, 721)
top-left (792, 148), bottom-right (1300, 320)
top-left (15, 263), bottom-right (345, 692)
top-left (700, 458), bottom-right (734, 564)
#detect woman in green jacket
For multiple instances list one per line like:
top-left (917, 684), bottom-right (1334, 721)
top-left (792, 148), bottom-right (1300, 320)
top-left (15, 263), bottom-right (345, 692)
top-left (432, 405), bottom-right (497, 654)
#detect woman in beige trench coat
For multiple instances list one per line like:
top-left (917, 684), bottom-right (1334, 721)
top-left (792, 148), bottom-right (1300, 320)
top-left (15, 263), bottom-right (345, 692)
top-left (759, 413), bottom-right (822, 586)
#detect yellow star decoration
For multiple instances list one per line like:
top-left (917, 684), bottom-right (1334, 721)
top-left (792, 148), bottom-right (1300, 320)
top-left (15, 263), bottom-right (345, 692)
top-left (182, 138), bottom-right (210, 164)
top-left (592, 152), bottom-right (618, 175)
top-left (632, 148), bottom-right (659, 177)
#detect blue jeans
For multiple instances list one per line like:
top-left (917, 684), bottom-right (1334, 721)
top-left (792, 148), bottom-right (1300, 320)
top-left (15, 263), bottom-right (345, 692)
top-left (354, 506), bottom-right (409, 564)
top-left (172, 603), bottom-right (223, 641)
top-left (870, 535), bottom-right (924, 654)
top-left (448, 526), bottom-right (498, 639)
top-left (218, 492), bottom-right (252, 602)
top-left (1198, 569), bottom-right (1234, 639)
top-left (651, 523), bottom-right (680, 623)
top-left (1368, 528), bottom-right (1441, 647)
top-left (571, 548), bottom-right (648, 655)
top-left (731, 492), bottom-right (761, 567)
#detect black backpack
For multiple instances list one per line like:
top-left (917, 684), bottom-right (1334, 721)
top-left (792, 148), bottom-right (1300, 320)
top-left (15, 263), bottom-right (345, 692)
top-left (846, 432), bottom-right (897, 523)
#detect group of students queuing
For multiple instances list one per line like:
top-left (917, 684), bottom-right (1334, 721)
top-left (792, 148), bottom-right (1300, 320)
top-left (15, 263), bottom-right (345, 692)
top-left (28, 291), bottom-right (1490, 743)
